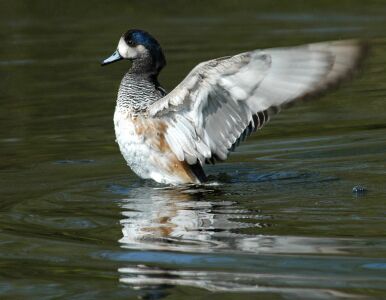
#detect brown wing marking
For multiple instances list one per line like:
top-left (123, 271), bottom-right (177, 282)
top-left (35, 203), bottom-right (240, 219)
top-left (132, 116), bottom-right (200, 184)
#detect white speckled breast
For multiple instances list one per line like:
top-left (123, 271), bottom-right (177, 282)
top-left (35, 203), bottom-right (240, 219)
top-left (114, 108), bottom-right (199, 185)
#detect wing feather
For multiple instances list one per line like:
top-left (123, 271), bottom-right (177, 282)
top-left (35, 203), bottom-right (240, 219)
top-left (149, 40), bottom-right (368, 165)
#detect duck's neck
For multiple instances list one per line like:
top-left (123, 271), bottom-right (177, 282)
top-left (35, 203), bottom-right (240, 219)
top-left (130, 56), bottom-right (160, 77)
top-left (117, 65), bottom-right (163, 114)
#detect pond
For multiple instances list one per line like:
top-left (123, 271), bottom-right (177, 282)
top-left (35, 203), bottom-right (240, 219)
top-left (0, 1), bottom-right (385, 299)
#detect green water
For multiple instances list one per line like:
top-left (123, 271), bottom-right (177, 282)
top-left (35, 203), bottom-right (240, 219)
top-left (1, 1), bottom-right (386, 299)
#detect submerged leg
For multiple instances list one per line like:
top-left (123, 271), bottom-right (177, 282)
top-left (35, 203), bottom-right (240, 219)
top-left (188, 162), bottom-right (208, 183)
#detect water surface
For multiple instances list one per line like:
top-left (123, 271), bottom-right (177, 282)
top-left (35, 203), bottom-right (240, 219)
top-left (1, 1), bottom-right (386, 299)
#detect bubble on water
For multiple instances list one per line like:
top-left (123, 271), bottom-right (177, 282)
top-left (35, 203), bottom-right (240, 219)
top-left (352, 185), bottom-right (367, 195)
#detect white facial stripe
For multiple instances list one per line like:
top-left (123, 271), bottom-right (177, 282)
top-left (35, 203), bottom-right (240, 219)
top-left (117, 37), bottom-right (130, 58)
top-left (117, 37), bottom-right (148, 59)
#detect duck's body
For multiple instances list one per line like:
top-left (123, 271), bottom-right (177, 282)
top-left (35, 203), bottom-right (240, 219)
top-left (115, 112), bottom-right (204, 184)
top-left (114, 67), bottom-right (204, 184)
top-left (102, 29), bottom-right (367, 185)
top-left (114, 75), bottom-right (164, 183)
top-left (114, 108), bottom-right (202, 185)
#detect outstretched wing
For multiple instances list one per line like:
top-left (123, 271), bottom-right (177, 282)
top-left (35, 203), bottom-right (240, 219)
top-left (149, 40), bottom-right (367, 165)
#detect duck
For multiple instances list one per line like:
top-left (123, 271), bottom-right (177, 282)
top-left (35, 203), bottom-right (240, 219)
top-left (101, 29), bottom-right (367, 185)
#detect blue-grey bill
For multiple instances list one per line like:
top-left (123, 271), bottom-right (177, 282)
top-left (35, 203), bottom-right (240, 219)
top-left (101, 50), bottom-right (123, 66)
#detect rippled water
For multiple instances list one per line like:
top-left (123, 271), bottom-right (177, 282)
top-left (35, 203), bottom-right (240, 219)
top-left (1, 1), bottom-right (386, 299)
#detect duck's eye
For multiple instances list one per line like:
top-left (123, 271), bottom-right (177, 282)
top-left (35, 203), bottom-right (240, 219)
top-left (127, 40), bottom-right (134, 46)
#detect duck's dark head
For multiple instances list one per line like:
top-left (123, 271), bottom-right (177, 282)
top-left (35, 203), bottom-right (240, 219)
top-left (101, 29), bottom-right (166, 74)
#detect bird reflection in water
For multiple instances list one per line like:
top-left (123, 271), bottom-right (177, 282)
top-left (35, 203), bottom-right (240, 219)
top-left (118, 185), bottom-right (238, 253)
top-left (116, 184), bottom-right (256, 296)
top-left (115, 185), bottom-right (361, 299)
